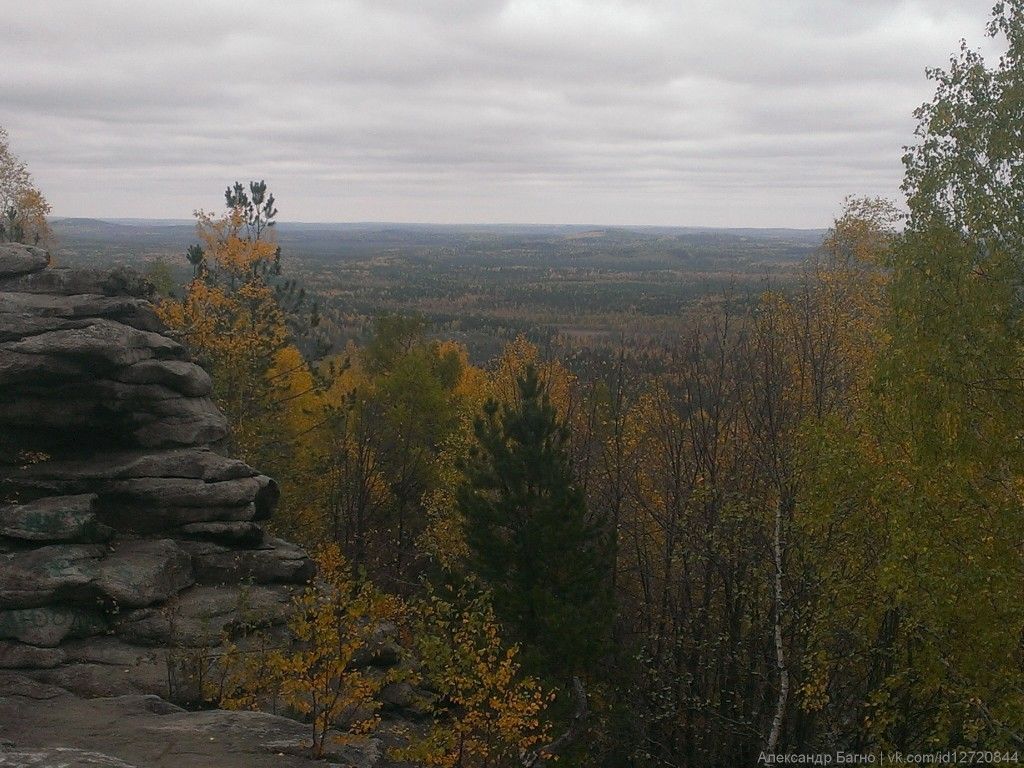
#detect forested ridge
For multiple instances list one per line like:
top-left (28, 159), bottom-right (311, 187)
top-left (5, 3), bottom-right (1024, 766)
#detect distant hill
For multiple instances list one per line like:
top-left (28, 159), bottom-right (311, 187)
top-left (48, 217), bottom-right (827, 272)
top-left (44, 216), bottom-right (829, 364)
top-left (51, 217), bottom-right (825, 242)
top-left (51, 218), bottom-right (195, 251)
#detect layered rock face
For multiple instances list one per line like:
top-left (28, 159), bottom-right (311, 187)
top-left (0, 243), bottom-right (313, 699)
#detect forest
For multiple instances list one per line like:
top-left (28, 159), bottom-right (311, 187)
top-left (4, 3), bottom-right (1024, 766)
top-left (49, 217), bottom-right (822, 364)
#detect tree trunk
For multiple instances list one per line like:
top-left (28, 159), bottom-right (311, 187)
top-left (766, 496), bottom-right (790, 754)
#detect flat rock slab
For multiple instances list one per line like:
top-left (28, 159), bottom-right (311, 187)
top-left (188, 537), bottom-right (315, 585)
top-left (116, 359), bottom-right (212, 397)
top-left (176, 521), bottom-right (265, 545)
top-left (0, 290), bottom-right (162, 334)
top-left (0, 606), bottom-right (107, 647)
top-left (0, 747), bottom-right (140, 767)
top-left (0, 545), bottom-right (105, 609)
top-left (0, 495), bottom-right (109, 543)
top-left (115, 585), bottom-right (296, 647)
top-left (0, 540), bottom-right (192, 612)
top-left (0, 676), bottom-right (385, 767)
top-left (26, 638), bottom-right (169, 698)
top-left (2, 317), bottom-right (183, 367)
top-left (0, 266), bottom-right (153, 298)
top-left (8, 448), bottom-right (258, 484)
top-left (0, 641), bottom-right (66, 670)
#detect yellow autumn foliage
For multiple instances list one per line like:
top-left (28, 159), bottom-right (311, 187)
top-left (489, 335), bottom-right (575, 419)
top-left (157, 201), bottom-right (329, 538)
top-left (217, 544), bottom-right (405, 759)
top-left (395, 585), bottom-right (553, 768)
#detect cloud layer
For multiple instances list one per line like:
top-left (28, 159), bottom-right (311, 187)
top-left (0, 0), bottom-right (998, 226)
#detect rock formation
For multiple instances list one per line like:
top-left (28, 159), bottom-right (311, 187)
top-left (0, 243), bottom-right (314, 700)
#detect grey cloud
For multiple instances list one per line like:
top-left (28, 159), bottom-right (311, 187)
top-left (0, 0), bottom-right (999, 226)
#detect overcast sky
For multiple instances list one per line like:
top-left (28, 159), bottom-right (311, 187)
top-left (0, 0), bottom-right (1000, 227)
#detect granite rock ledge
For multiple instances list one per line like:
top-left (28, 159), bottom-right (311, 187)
top-left (0, 243), bottom-right (314, 699)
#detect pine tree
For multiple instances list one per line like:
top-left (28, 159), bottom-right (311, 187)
top-left (459, 364), bottom-right (611, 681)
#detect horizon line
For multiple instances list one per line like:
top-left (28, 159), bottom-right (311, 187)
top-left (49, 216), bottom-right (829, 233)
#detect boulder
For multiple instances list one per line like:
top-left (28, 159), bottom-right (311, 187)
top-left (0, 670), bottom-right (69, 700)
top-left (129, 407), bottom-right (230, 448)
top-left (0, 244), bottom-right (48, 278)
top-left (0, 387), bottom-right (228, 448)
top-left (61, 637), bottom-right (166, 667)
top-left (0, 349), bottom-right (90, 388)
top-left (3, 318), bottom-right (184, 370)
top-left (96, 540), bottom-right (194, 608)
top-left (350, 622), bottom-right (402, 670)
top-left (379, 681), bottom-right (436, 719)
